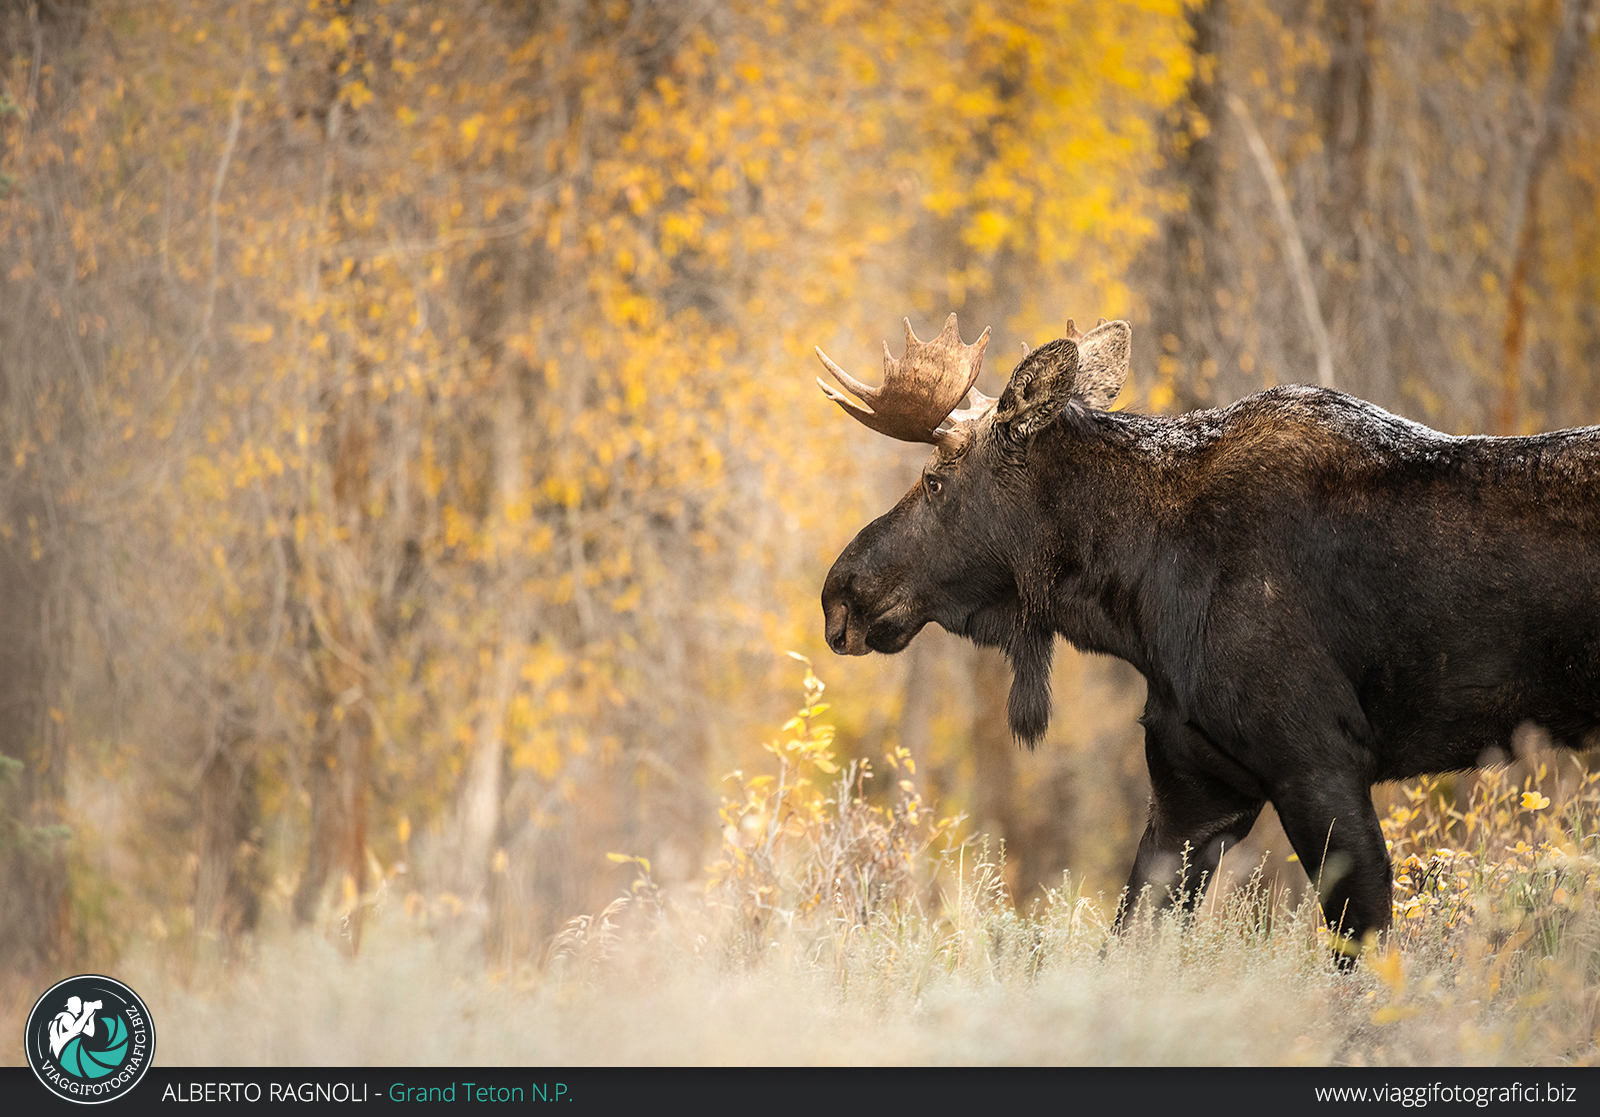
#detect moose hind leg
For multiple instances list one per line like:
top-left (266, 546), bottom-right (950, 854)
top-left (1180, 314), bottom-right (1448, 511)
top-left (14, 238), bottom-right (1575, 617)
top-left (1114, 731), bottom-right (1265, 933)
top-left (1271, 776), bottom-right (1391, 968)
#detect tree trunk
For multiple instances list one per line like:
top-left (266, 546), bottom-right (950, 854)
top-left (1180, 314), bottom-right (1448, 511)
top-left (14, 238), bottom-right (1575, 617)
top-left (0, 0), bottom-right (93, 977)
top-left (194, 745), bottom-right (262, 959)
top-left (453, 298), bottom-right (529, 911)
top-left (0, 512), bottom-right (67, 971)
top-left (1142, 0), bottom-right (1235, 408)
top-left (290, 689), bottom-right (370, 933)
top-left (1498, 0), bottom-right (1595, 434)
top-left (1320, 0), bottom-right (1379, 397)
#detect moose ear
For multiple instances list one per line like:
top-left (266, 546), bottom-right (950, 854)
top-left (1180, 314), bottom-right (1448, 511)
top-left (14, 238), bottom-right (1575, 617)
top-left (1074, 319), bottom-right (1131, 410)
top-left (994, 337), bottom-right (1080, 442)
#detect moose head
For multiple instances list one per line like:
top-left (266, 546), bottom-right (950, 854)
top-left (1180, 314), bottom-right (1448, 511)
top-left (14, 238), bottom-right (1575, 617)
top-left (818, 313), bottom-right (1130, 746)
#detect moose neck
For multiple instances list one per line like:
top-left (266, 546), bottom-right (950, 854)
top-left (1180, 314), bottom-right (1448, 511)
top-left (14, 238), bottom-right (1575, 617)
top-left (1018, 407), bottom-right (1181, 680)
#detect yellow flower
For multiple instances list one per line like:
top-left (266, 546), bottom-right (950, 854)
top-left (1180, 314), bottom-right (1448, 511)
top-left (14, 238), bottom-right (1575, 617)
top-left (1520, 791), bottom-right (1551, 811)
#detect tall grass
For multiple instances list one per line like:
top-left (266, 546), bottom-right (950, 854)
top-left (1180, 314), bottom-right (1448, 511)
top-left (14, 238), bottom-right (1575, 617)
top-left (16, 665), bottom-right (1600, 1065)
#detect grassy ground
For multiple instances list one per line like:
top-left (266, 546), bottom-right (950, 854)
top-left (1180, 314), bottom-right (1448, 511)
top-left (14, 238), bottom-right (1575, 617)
top-left (114, 825), bottom-right (1598, 1066)
top-left (7, 668), bottom-right (1599, 1066)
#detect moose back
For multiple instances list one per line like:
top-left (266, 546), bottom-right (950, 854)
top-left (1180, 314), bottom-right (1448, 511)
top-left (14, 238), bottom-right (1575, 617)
top-left (817, 314), bottom-right (1600, 960)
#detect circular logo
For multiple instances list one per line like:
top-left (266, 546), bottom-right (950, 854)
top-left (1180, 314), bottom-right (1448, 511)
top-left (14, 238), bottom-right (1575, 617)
top-left (24, 975), bottom-right (155, 1104)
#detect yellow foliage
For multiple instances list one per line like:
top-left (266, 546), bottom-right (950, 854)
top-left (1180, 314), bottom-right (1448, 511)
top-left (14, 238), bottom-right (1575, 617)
top-left (0, 0), bottom-right (1194, 943)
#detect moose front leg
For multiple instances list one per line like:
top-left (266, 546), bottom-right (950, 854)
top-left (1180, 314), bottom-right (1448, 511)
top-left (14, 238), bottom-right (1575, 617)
top-left (1114, 725), bottom-right (1265, 932)
top-left (1271, 775), bottom-right (1392, 968)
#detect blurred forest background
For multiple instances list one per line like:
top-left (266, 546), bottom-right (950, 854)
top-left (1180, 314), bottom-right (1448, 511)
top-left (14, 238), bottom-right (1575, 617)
top-left (1, 0), bottom-right (1598, 994)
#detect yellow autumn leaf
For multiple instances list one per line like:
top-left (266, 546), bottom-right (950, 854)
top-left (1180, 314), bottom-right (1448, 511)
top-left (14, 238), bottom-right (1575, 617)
top-left (1371, 1005), bottom-right (1419, 1026)
top-left (344, 80), bottom-right (374, 110)
top-left (229, 322), bottom-right (274, 344)
top-left (1368, 947), bottom-right (1405, 996)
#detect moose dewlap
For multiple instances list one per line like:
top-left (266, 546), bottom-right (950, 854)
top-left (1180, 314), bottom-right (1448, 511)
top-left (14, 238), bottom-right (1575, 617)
top-left (818, 313), bottom-right (1600, 963)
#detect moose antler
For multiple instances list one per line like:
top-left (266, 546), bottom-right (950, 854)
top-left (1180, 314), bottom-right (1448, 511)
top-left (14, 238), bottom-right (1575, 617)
top-left (816, 313), bottom-right (991, 443)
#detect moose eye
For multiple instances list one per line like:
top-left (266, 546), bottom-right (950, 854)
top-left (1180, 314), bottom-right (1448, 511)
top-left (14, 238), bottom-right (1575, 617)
top-left (925, 476), bottom-right (943, 497)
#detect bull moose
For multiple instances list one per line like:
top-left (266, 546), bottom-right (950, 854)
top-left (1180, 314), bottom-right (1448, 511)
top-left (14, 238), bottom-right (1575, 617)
top-left (817, 313), bottom-right (1600, 962)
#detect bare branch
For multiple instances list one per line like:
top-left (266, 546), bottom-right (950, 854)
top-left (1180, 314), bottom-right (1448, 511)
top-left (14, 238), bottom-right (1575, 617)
top-left (1229, 94), bottom-right (1336, 390)
top-left (200, 73), bottom-right (248, 344)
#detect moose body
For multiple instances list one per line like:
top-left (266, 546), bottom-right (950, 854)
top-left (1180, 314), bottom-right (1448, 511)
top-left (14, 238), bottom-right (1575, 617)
top-left (818, 314), bottom-right (1600, 959)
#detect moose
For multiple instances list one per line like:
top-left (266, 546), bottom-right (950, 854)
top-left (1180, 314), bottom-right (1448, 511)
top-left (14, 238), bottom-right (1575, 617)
top-left (818, 313), bottom-right (1600, 961)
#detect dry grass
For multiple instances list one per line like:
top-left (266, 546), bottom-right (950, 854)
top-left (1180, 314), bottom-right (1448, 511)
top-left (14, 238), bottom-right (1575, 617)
top-left (10, 668), bottom-right (1600, 1067)
top-left (120, 826), bottom-right (1598, 1066)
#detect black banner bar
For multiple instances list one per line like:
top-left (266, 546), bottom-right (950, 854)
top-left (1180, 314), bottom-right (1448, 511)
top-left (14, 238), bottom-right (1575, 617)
top-left (1, 1066), bottom-right (1594, 1116)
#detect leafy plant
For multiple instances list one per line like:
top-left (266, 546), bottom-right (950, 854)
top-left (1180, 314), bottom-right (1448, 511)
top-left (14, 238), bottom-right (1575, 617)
top-left (707, 655), bottom-right (962, 955)
top-left (0, 754), bottom-right (71, 857)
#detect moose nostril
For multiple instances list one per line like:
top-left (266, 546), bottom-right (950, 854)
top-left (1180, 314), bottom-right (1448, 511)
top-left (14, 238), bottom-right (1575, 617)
top-left (822, 598), bottom-right (872, 656)
top-left (823, 598), bottom-right (851, 654)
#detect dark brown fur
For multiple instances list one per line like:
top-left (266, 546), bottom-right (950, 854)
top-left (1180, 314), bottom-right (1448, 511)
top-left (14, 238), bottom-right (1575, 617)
top-left (823, 332), bottom-right (1600, 963)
